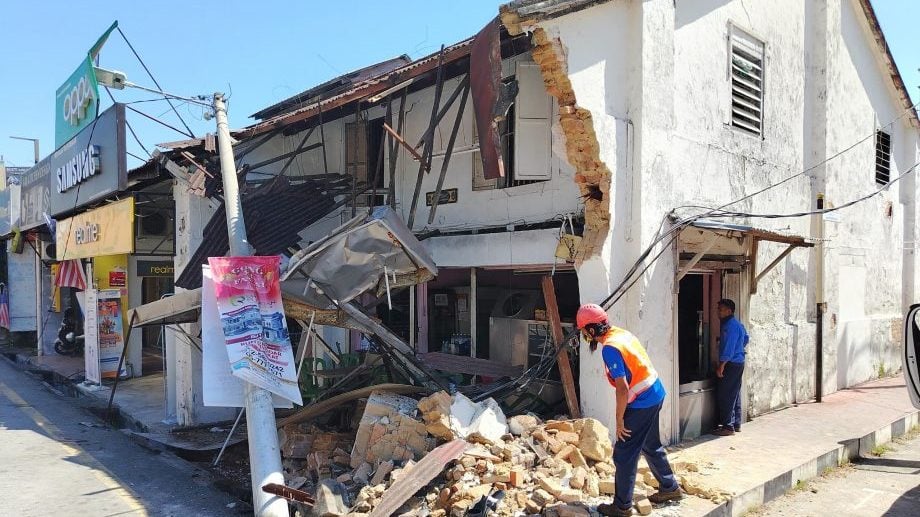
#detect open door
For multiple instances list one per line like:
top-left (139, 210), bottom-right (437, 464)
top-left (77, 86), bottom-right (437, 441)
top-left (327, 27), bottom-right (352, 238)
top-left (904, 304), bottom-right (920, 409)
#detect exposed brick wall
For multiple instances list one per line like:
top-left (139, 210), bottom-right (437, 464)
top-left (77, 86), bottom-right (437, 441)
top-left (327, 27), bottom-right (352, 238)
top-left (502, 13), bottom-right (612, 261)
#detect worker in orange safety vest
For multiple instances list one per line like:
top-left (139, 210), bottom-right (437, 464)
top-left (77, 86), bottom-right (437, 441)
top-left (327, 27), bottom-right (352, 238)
top-left (577, 303), bottom-right (683, 516)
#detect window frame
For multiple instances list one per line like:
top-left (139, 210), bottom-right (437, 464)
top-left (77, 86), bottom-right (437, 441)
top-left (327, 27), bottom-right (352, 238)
top-left (727, 23), bottom-right (766, 137)
top-left (874, 129), bottom-right (892, 186)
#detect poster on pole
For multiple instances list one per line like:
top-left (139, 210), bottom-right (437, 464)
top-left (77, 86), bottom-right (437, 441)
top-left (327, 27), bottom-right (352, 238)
top-left (202, 266), bottom-right (292, 408)
top-left (208, 257), bottom-right (302, 405)
top-left (97, 289), bottom-right (126, 379)
top-left (83, 288), bottom-right (101, 384)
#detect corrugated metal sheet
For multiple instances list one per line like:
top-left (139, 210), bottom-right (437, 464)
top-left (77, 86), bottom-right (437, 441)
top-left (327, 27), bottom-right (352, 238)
top-left (175, 174), bottom-right (354, 289)
top-left (239, 38), bottom-right (476, 139)
top-left (251, 55), bottom-right (413, 120)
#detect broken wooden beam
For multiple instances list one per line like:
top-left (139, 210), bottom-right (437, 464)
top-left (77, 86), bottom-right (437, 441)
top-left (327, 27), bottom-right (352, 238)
top-left (408, 45), bottom-right (447, 229)
top-left (383, 122), bottom-right (426, 165)
top-left (262, 483), bottom-right (315, 506)
top-left (427, 76), bottom-right (470, 224)
top-left (541, 275), bottom-right (581, 418)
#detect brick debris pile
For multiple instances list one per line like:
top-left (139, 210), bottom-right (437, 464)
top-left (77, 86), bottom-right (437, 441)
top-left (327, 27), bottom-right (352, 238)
top-left (278, 390), bottom-right (728, 517)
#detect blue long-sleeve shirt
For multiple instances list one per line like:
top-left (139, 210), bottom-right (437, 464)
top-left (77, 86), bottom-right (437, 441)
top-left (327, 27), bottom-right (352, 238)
top-left (719, 316), bottom-right (749, 363)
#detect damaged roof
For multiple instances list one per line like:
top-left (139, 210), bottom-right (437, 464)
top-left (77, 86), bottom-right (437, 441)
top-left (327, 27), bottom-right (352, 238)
top-left (251, 55), bottom-right (413, 121)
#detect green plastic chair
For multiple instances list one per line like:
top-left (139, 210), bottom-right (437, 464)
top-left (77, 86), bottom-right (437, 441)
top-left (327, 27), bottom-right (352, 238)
top-left (299, 357), bottom-right (327, 402)
top-left (338, 353), bottom-right (361, 368)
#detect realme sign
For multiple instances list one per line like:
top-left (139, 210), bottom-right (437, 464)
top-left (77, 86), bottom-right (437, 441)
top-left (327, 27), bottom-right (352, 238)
top-left (56, 197), bottom-right (134, 260)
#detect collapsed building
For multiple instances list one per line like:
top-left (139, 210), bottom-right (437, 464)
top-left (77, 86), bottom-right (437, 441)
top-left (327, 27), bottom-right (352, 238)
top-left (142, 0), bottom-right (919, 453)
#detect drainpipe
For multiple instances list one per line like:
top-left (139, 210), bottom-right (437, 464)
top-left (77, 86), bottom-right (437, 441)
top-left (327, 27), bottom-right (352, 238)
top-left (815, 193), bottom-right (825, 403)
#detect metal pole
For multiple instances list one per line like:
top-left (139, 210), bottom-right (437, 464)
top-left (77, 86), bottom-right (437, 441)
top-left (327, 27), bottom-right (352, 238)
top-left (34, 242), bottom-right (42, 357)
top-left (815, 193), bottom-right (825, 403)
top-left (212, 93), bottom-right (287, 517)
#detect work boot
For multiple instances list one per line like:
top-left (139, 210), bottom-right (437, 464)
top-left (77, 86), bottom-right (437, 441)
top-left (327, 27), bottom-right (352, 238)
top-left (648, 487), bottom-right (684, 504)
top-left (597, 503), bottom-right (633, 516)
top-left (712, 426), bottom-right (734, 436)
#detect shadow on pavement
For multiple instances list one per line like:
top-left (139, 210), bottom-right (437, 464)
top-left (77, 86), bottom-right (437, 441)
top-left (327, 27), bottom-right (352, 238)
top-left (883, 485), bottom-right (920, 517)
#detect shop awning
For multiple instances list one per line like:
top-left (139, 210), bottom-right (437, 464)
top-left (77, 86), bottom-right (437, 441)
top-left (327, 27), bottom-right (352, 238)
top-left (680, 220), bottom-right (814, 293)
top-left (127, 289), bottom-right (201, 328)
top-left (689, 220), bottom-right (813, 247)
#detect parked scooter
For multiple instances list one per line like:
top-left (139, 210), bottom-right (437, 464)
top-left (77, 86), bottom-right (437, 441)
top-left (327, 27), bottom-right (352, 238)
top-left (53, 307), bottom-right (85, 356)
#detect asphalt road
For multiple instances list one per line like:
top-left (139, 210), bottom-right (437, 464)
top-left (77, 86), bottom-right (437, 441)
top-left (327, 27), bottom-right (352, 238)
top-left (755, 428), bottom-right (920, 517)
top-left (0, 356), bottom-right (246, 516)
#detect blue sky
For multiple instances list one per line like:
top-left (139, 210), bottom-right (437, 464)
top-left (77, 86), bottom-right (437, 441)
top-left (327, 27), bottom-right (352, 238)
top-left (0, 1), bottom-right (917, 169)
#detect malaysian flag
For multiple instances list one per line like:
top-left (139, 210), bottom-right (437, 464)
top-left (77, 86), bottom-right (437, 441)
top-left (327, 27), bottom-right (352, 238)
top-left (55, 259), bottom-right (87, 290)
top-left (0, 285), bottom-right (10, 330)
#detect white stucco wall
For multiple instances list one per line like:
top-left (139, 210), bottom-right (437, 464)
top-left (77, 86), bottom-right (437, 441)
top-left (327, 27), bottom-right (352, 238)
top-left (536, 0), bottom-right (918, 442)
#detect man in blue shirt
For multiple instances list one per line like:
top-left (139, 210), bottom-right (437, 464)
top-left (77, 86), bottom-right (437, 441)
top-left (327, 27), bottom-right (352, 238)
top-left (714, 299), bottom-right (749, 436)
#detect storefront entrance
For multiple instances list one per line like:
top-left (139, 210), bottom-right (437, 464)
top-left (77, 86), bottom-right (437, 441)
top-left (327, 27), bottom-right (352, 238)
top-left (140, 273), bottom-right (174, 375)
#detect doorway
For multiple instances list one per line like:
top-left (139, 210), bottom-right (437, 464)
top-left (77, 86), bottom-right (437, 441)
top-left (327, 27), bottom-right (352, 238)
top-left (677, 273), bottom-right (720, 440)
top-left (141, 276), bottom-right (173, 374)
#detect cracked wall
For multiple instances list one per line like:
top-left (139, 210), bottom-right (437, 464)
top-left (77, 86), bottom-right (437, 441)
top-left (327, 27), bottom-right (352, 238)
top-left (503, 16), bottom-right (612, 261)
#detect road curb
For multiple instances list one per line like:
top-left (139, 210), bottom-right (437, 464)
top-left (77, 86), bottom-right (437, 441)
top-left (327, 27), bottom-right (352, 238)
top-left (703, 410), bottom-right (920, 516)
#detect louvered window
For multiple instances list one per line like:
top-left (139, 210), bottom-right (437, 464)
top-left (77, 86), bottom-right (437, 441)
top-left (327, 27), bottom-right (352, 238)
top-left (875, 130), bottom-right (891, 185)
top-left (729, 26), bottom-right (765, 135)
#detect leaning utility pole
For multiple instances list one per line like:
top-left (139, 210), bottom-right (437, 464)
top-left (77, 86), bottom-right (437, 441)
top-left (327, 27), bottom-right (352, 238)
top-left (212, 93), bottom-right (288, 517)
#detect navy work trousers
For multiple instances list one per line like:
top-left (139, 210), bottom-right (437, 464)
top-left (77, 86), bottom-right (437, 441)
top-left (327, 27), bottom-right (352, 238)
top-left (718, 361), bottom-right (744, 429)
top-left (612, 403), bottom-right (679, 510)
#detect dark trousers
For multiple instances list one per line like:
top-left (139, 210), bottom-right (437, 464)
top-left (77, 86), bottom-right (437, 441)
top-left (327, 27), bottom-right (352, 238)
top-left (612, 403), bottom-right (679, 510)
top-left (718, 361), bottom-right (744, 428)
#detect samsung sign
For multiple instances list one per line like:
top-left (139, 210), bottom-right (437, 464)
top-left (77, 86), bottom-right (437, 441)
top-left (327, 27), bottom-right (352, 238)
top-left (57, 144), bottom-right (101, 193)
top-left (16, 103), bottom-right (128, 228)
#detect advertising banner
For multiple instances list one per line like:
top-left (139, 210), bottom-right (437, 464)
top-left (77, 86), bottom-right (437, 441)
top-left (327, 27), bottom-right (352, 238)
top-left (202, 266), bottom-right (293, 408)
top-left (208, 256), bottom-right (302, 405)
top-left (55, 197), bottom-right (134, 260)
top-left (83, 288), bottom-right (102, 384)
top-left (97, 289), bottom-right (126, 379)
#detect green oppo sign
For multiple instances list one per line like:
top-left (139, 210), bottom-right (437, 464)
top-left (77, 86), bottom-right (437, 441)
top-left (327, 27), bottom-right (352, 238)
top-left (55, 56), bottom-right (99, 147)
top-left (54, 21), bottom-right (118, 148)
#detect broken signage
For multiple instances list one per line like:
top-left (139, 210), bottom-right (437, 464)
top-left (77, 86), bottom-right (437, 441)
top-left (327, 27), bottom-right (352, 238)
top-left (425, 188), bottom-right (458, 207)
top-left (209, 256), bottom-right (302, 405)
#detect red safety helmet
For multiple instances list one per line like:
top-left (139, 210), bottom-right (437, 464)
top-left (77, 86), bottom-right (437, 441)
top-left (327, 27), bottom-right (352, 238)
top-left (576, 303), bottom-right (608, 329)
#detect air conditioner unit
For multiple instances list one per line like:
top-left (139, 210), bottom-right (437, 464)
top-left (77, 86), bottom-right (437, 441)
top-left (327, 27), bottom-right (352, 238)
top-left (40, 242), bottom-right (57, 262)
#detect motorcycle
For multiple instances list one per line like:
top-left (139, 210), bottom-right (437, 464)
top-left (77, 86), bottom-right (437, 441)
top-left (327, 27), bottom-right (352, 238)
top-left (53, 308), bottom-right (85, 356)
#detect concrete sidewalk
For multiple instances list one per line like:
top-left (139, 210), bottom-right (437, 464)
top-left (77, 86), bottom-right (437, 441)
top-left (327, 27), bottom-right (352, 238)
top-left (670, 375), bottom-right (919, 516)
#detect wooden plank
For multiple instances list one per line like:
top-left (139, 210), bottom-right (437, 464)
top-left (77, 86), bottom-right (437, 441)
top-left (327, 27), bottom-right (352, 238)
top-left (427, 77), bottom-right (470, 224)
top-left (408, 45), bottom-right (446, 230)
top-left (541, 275), bottom-right (581, 418)
top-left (262, 483), bottom-right (315, 505)
top-left (369, 440), bottom-right (469, 517)
top-left (383, 123), bottom-right (426, 164)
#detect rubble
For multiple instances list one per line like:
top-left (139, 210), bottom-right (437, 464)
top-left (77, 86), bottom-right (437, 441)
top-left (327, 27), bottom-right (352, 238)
top-left (276, 389), bottom-right (723, 517)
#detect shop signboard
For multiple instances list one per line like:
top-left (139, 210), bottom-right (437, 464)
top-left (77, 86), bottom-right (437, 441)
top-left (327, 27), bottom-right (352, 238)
top-left (0, 166), bottom-right (28, 237)
top-left (201, 265), bottom-right (293, 408)
top-left (96, 288), bottom-right (126, 379)
top-left (56, 55), bottom-right (100, 148)
top-left (20, 104), bottom-right (127, 230)
top-left (49, 103), bottom-right (127, 217)
top-left (136, 260), bottom-right (174, 277)
top-left (54, 21), bottom-right (118, 148)
top-left (19, 157), bottom-right (52, 231)
top-left (55, 197), bottom-right (134, 260)
top-left (83, 288), bottom-right (102, 384)
top-left (208, 256), bottom-right (302, 405)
